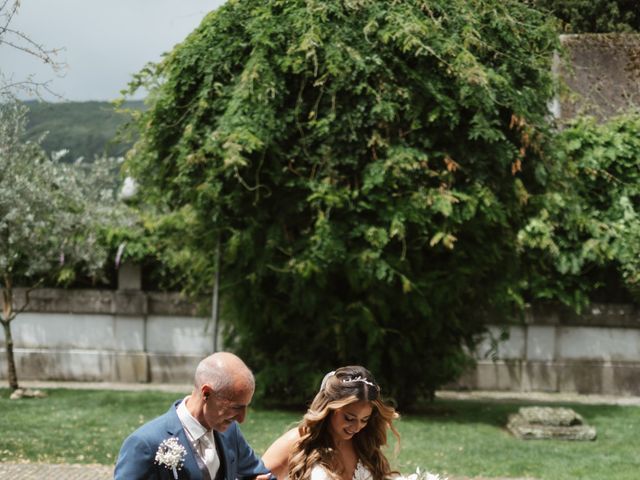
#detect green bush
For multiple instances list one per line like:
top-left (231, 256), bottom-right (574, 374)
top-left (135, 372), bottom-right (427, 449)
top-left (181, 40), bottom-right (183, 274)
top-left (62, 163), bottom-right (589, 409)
top-left (123, 0), bottom-right (559, 407)
top-left (520, 113), bottom-right (640, 308)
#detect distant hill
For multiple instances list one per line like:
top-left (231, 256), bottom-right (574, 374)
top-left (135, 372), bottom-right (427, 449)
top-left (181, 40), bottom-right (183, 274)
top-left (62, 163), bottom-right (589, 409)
top-left (23, 100), bottom-right (145, 161)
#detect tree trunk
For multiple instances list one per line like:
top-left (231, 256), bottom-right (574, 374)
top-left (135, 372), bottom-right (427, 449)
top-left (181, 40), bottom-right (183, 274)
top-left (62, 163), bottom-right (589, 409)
top-left (211, 237), bottom-right (221, 352)
top-left (2, 279), bottom-right (19, 391)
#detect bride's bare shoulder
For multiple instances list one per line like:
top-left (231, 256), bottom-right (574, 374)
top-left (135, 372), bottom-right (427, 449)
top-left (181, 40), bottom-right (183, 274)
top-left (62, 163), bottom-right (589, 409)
top-left (262, 428), bottom-right (301, 478)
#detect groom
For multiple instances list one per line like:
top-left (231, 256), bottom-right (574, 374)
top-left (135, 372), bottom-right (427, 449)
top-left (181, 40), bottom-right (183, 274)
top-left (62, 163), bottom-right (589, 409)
top-left (114, 352), bottom-right (272, 480)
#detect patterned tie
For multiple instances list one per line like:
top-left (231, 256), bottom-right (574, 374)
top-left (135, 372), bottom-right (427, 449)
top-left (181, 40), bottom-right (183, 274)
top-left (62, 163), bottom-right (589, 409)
top-left (200, 432), bottom-right (220, 479)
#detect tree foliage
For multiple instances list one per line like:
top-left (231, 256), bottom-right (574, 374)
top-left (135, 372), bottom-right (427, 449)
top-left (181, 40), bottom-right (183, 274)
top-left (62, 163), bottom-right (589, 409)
top-left (530, 0), bottom-right (640, 33)
top-left (0, 101), bottom-right (128, 390)
top-left (124, 0), bottom-right (559, 407)
top-left (520, 113), bottom-right (640, 308)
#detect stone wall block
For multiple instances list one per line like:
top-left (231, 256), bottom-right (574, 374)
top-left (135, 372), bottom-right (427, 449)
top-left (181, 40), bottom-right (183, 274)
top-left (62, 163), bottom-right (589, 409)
top-left (470, 360), bottom-right (524, 391)
top-left (610, 362), bottom-right (640, 395)
top-left (146, 316), bottom-right (213, 355)
top-left (9, 313), bottom-right (116, 349)
top-left (526, 325), bottom-right (556, 361)
top-left (5, 288), bottom-right (210, 317)
top-left (557, 326), bottom-right (640, 361)
top-left (559, 34), bottom-right (640, 121)
top-left (474, 326), bottom-right (525, 360)
top-left (147, 292), bottom-right (208, 317)
top-left (524, 361), bottom-right (559, 392)
top-left (148, 353), bottom-right (200, 384)
top-left (113, 315), bottom-right (145, 351)
top-left (557, 361), bottom-right (605, 394)
top-left (117, 262), bottom-right (142, 291)
top-left (112, 291), bottom-right (147, 316)
top-left (114, 353), bottom-right (148, 383)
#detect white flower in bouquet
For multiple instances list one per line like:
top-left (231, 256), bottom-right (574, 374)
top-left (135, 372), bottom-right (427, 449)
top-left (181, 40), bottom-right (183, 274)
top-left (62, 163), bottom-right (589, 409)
top-left (396, 467), bottom-right (448, 480)
top-left (155, 437), bottom-right (187, 479)
top-left (425, 473), bottom-right (447, 480)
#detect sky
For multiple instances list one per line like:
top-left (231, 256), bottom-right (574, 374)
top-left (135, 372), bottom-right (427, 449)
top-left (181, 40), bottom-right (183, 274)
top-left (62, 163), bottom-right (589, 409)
top-left (1, 0), bottom-right (226, 102)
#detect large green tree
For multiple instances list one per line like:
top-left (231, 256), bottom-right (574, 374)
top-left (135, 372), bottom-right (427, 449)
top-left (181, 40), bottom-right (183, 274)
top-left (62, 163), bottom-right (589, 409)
top-left (0, 101), bottom-right (126, 390)
top-left (125, 0), bottom-right (559, 406)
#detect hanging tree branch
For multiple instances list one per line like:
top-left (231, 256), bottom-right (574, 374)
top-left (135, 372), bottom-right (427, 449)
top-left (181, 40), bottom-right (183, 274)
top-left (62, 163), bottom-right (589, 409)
top-left (0, 0), bottom-right (66, 98)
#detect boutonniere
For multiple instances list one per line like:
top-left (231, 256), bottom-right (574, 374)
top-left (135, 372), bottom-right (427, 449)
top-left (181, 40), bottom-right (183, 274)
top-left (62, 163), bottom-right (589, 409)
top-left (155, 437), bottom-right (187, 479)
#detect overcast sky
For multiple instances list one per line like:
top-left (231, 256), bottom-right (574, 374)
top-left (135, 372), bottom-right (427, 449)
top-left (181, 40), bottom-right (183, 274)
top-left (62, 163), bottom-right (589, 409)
top-left (1, 0), bottom-right (226, 102)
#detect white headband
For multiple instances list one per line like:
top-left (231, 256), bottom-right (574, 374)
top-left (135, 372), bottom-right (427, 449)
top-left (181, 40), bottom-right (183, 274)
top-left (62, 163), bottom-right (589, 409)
top-left (320, 371), bottom-right (378, 390)
top-left (342, 375), bottom-right (377, 388)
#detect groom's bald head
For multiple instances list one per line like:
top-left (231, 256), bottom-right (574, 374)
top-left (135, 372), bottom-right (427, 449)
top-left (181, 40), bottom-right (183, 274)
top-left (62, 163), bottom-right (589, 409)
top-left (194, 351), bottom-right (254, 397)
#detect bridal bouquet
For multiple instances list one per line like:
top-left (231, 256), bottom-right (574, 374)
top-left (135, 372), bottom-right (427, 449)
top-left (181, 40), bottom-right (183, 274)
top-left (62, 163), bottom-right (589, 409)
top-left (396, 467), bottom-right (448, 480)
top-left (155, 437), bottom-right (187, 479)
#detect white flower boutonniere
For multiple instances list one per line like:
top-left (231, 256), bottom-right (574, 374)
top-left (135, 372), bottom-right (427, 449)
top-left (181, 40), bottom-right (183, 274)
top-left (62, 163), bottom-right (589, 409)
top-left (155, 437), bottom-right (187, 479)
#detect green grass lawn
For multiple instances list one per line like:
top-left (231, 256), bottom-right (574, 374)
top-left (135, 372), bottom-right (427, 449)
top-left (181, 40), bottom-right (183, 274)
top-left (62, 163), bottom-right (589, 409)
top-left (1, 388), bottom-right (639, 479)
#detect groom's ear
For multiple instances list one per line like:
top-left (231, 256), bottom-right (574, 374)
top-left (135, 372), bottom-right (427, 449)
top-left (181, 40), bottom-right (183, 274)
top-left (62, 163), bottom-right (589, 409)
top-left (201, 384), bottom-right (214, 400)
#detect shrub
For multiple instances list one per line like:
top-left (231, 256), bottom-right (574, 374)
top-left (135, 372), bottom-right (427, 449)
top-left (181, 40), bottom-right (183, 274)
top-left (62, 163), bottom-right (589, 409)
top-left (124, 0), bottom-right (558, 407)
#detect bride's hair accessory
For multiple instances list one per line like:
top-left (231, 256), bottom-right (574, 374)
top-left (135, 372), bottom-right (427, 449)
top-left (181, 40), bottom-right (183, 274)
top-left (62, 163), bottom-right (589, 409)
top-left (342, 375), bottom-right (379, 389)
top-left (320, 369), bottom-right (380, 391)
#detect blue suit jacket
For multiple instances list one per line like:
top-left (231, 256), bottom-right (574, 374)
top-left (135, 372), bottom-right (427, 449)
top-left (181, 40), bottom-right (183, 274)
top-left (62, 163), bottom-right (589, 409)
top-left (114, 400), bottom-right (270, 480)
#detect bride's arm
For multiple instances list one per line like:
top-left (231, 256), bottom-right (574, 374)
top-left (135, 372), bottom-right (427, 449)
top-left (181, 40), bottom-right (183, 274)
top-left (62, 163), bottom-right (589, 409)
top-left (262, 428), bottom-right (300, 479)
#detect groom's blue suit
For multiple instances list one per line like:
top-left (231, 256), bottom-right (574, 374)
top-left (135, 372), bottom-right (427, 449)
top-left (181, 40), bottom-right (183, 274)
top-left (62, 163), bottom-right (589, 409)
top-left (114, 400), bottom-right (270, 480)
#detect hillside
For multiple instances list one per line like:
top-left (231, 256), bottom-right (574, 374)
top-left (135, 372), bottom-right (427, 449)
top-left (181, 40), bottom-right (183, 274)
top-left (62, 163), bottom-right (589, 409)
top-left (23, 100), bottom-right (145, 161)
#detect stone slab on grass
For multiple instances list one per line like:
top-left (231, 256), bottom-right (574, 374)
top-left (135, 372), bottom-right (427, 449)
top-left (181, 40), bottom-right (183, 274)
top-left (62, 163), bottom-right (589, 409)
top-left (507, 406), bottom-right (596, 440)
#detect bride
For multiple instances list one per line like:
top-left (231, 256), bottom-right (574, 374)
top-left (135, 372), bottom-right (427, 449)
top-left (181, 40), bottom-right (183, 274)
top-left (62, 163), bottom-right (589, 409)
top-left (263, 366), bottom-right (400, 480)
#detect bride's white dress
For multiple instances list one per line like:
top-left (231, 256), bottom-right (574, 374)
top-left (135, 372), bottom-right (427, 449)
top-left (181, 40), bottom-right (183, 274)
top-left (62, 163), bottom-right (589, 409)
top-left (310, 460), bottom-right (373, 480)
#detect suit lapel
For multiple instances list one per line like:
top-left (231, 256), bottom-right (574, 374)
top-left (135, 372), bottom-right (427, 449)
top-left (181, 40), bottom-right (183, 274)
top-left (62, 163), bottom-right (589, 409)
top-left (213, 430), bottom-right (233, 480)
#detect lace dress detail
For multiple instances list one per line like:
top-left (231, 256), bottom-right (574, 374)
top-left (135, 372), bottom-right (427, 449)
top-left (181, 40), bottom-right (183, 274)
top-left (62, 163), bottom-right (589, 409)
top-left (352, 460), bottom-right (373, 480)
top-left (310, 460), bottom-right (373, 480)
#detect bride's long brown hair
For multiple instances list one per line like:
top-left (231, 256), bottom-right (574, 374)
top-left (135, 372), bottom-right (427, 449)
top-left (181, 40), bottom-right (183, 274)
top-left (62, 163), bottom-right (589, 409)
top-left (287, 366), bottom-right (400, 480)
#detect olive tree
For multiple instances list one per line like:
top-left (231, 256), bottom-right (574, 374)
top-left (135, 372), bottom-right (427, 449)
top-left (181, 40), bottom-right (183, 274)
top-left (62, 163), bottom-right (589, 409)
top-left (124, 0), bottom-right (559, 406)
top-left (0, 101), bottom-right (124, 390)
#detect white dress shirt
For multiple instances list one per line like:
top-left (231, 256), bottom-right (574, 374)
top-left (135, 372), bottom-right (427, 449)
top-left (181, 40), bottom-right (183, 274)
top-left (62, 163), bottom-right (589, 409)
top-left (177, 396), bottom-right (221, 479)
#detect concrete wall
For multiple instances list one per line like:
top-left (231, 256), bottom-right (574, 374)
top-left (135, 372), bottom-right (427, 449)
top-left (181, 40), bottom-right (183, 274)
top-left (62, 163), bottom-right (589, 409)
top-left (0, 288), bottom-right (215, 384)
top-left (3, 286), bottom-right (640, 396)
top-left (557, 34), bottom-right (640, 121)
top-left (454, 303), bottom-right (640, 396)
